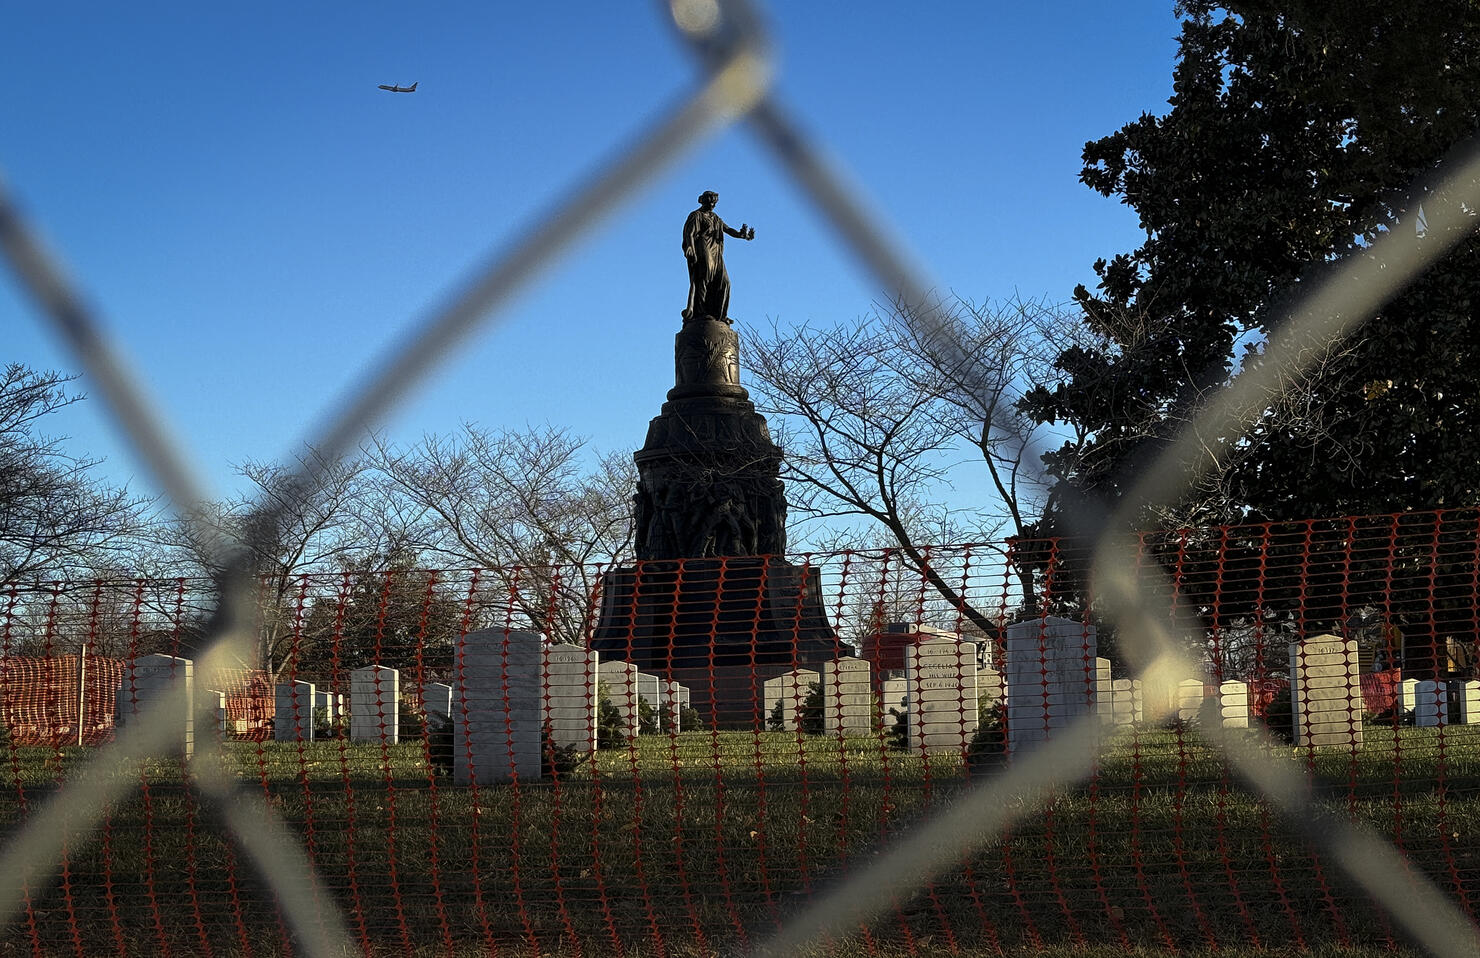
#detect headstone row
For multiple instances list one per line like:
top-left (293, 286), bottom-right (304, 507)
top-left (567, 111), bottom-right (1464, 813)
top-left (452, 633), bottom-right (694, 784)
top-left (1397, 675), bottom-right (1480, 727)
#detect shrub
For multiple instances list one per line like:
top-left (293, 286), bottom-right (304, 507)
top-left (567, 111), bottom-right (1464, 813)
top-left (313, 706), bottom-right (347, 740)
top-left (767, 697), bottom-right (785, 731)
top-left (638, 700), bottom-right (660, 735)
top-left (798, 682), bottom-right (824, 736)
top-left (542, 725), bottom-right (592, 779)
top-left (966, 700), bottom-right (1008, 770)
top-left (1368, 704), bottom-right (1416, 727)
top-left (767, 684), bottom-right (821, 734)
top-left (885, 706), bottom-right (907, 750)
top-left (1259, 685), bottom-right (1294, 743)
top-left (426, 714), bottom-right (454, 776)
top-left (399, 706), bottom-right (426, 742)
top-left (678, 705), bottom-right (703, 732)
top-left (596, 694), bottom-right (630, 751)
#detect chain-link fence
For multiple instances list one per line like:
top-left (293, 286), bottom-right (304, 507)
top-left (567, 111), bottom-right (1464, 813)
top-left (6, 1), bottom-right (1480, 955)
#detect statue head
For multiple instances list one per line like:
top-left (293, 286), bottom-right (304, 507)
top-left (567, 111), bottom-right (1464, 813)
top-left (697, 190), bottom-right (719, 209)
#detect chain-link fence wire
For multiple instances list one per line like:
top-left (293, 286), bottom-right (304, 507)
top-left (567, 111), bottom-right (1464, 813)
top-left (4, 0), bottom-right (1480, 954)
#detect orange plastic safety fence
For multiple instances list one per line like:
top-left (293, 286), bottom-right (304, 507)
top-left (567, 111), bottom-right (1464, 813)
top-left (3, 507), bottom-right (1480, 955)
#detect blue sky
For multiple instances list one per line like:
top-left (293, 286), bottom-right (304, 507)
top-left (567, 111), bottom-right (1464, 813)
top-left (2, 3), bottom-right (1182, 509)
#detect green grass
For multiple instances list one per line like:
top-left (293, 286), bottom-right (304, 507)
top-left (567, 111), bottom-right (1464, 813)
top-left (3, 723), bottom-right (1479, 956)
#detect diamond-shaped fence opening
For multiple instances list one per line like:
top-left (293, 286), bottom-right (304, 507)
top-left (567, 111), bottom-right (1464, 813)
top-left (4, 2), bottom-right (1480, 956)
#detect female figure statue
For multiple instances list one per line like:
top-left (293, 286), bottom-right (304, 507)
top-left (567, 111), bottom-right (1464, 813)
top-left (682, 190), bottom-right (754, 323)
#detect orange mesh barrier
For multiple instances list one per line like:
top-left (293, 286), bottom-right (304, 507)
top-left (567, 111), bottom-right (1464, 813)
top-left (2, 508), bottom-right (1480, 954)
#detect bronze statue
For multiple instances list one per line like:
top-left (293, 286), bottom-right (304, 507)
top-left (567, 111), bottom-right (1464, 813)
top-left (682, 190), bottom-right (754, 323)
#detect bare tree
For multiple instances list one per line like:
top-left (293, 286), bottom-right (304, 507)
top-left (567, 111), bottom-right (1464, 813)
top-left (147, 445), bottom-right (383, 675)
top-left (0, 365), bottom-right (151, 588)
top-left (372, 424), bottom-right (635, 645)
top-left (744, 296), bottom-right (1087, 629)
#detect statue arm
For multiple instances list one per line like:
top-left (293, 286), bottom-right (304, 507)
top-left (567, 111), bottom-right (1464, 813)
top-left (722, 220), bottom-right (755, 240)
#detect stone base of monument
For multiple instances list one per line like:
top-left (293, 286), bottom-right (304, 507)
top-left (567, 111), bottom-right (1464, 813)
top-left (591, 556), bottom-right (841, 729)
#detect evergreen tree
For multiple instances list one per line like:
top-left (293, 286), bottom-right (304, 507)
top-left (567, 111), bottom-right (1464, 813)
top-left (1021, 1), bottom-right (1480, 676)
top-left (1025, 0), bottom-right (1480, 529)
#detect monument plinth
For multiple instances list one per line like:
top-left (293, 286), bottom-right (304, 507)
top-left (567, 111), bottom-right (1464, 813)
top-left (591, 193), bottom-right (840, 728)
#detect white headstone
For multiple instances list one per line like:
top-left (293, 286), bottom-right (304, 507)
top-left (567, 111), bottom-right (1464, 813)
top-left (420, 682), bottom-right (454, 721)
top-left (978, 665), bottom-right (1005, 708)
top-left (880, 676), bottom-right (908, 720)
top-left (1005, 617), bottom-right (1097, 754)
top-left (762, 668), bottom-right (818, 732)
top-left (1110, 679), bottom-right (1143, 725)
top-left (1415, 679), bottom-right (1449, 727)
top-left (1177, 679), bottom-right (1206, 722)
top-left (208, 689), bottom-right (228, 733)
top-left (635, 672), bottom-right (663, 707)
top-left (115, 653), bottom-right (194, 758)
top-left (454, 628), bottom-right (541, 784)
top-left (274, 680), bottom-right (315, 741)
top-left (543, 644), bottom-right (598, 752)
top-left (822, 657), bottom-right (873, 736)
top-left (1218, 680), bottom-right (1249, 728)
top-left (905, 638), bottom-right (978, 754)
top-left (350, 665), bottom-right (400, 744)
top-left (1288, 635), bottom-right (1362, 748)
top-left (1095, 658), bottom-right (1113, 724)
top-left (598, 660), bottom-right (642, 738)
top-left (1452, 680), bottom-right (1480, 725)
top-left (1398, 678), bottom-right (1419, 714)
top-left (663, 680), bottom-right (684, 733)
top-left (1141, 673), bottom-right (1178, 721)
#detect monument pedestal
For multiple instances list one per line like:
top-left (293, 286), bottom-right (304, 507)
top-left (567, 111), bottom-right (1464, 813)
top-left (591, 557), bottom-right (839, 728)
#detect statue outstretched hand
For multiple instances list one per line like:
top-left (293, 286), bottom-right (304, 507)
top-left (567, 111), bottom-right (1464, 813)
top-left (739, 224), bottom-right (755, 240)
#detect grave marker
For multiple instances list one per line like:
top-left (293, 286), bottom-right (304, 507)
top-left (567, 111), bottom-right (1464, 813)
top-left (1005, 617), bottom-right (1097, 754)
top-left (1415, 678), bottom-right (1449, 727)
top-left (1289, 634), bottom-right (1362, 748)
top-left (274, 680), bottom-right (315, 742)
top-left (454, 628), bottom-right (541, 784)
top-left (978, 665), bottom-right (1006, 708)
top-left (905, 638), bottom-right (978, 754)
top-left (543, 643), bottom-right (599, 752)
top-left (351, 665), bottom-right (400, 744)
top-left (207, 689), bottom-right (228, 734)
top-left (1398, 677), bottom-right (1419, 714)
top-left (1218, 680), bottom-right (1249, 728)
top-left (1110, 679), bottom-right (1143, 725)
top-left (116, 653), bottom-right (194, 758)
top-left (1177, 679), bottom-right (1206, 722)
top-left (598, 660), bottom-right (642, 738)
top-left (664, 680), bottom-right (685, 732)
top-left (421, 682), bottom-right (454, 721)
top-left (313, 689), bottom-right (342, 725)
top-left (636, 672), bottom-right (662, 708)
top-left (1095, 657), bottom-right (1113, 724)
top-left (1452, 680), bottom-right (1480, 725)
top-left (822, 657), bottom-right (873, 736)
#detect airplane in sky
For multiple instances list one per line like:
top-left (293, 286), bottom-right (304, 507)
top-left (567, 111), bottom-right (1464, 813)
top-left (377, 82), bottom-right (418, 93)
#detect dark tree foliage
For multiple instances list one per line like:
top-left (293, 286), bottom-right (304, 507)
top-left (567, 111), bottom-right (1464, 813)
top-left (1024, 0), bottom-right (1480, 528)
top-left (1019, 3), bottom-right (1480, 675)
top-left (294, 550), bottom-right (467, 677)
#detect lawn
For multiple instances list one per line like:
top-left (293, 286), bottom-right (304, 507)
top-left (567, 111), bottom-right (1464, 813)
top-left (2, 722), bottom-right (1479, 956)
